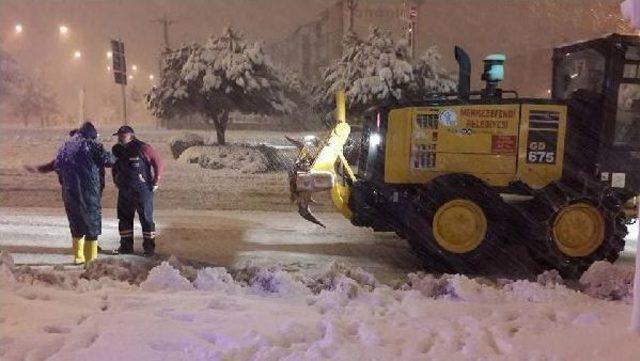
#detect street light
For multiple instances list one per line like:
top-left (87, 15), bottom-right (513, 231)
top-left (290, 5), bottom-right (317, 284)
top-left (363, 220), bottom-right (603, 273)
top-left (74, 50), bottom-right (82, 59)
top-left (15, 24), bottom-right (23, 34)
top-left (149, 74), bottom-right (155, 80)
top-left (128, 74), bottom-right (133, 80)
top-left (131, 64), bottom-right (138, 71)
top-left (106, 51), bottom-right (113, 59)
top-left (59, 25), bottom-right (69, 36)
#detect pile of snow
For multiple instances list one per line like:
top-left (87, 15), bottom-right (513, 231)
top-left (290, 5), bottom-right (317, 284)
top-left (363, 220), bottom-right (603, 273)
top-left (179, 145), bottom-right (269, 173)
top-left (169, 132), bottom-right (205, 159)
top-left (178, 143), bottom-right (294, 173)
top-left (82, 257), bottom-right (155, 284)
top-left (193, 266), bottom-right (241, 294)
top-left (580, 261), bottom-right (635, 303)
top-left (140, 261), bottom-right (194, 292)
top-left (2, 252), bottom-right (640, 361)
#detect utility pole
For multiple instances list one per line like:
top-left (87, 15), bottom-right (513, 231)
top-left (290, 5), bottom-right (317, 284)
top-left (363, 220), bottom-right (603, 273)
top-left (78, 87), bottom-right (85, 125)
top-left (153, 15), bottom-right (175, 73)
top-left (121, 83), bottom-right (127, 125)
top-left (401, 2), bottom-right (419, 58)
top-left (152, 15), bottom-right (175, 129)
top-left (346, 0), bottom-right (357, 33)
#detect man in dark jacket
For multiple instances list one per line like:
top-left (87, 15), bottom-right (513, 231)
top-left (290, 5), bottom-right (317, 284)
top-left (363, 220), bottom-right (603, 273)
top-left (112, 126), bottom-right (164, 256)
top-left (53, 122), bottom-right (114, 264)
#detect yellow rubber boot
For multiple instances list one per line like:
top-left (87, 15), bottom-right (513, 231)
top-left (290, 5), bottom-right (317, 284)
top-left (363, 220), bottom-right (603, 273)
top-left (72, 237), bottom-right (85, 265)
top-left (84, 239), bottom-right (98, 265)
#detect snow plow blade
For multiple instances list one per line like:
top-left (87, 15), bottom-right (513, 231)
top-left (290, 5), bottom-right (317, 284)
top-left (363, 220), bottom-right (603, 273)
top-left (297, 193), bottom-right (326, 228)
top-left (291, 171), bottom-right (335, 228)
top-left (287, 90), bottom-right (354, 227)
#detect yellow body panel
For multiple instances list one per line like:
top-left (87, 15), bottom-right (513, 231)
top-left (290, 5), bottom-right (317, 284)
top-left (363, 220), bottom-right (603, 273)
top-left (331, 182), bottom-right (352, 219)
top-left (385, 102), bottom-right (567, 189)
top-left (516, 104), bottom-right (567, 188)
top-left (385, 108), bottom-right (414, 182)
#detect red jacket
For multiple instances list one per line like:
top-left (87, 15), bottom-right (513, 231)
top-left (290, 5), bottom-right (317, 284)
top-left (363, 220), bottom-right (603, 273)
top-left (112, 139), bottom-right (164, 188)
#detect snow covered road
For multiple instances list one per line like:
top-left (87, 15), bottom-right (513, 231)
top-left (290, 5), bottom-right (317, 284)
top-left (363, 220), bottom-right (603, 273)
top-left (1, 209), bottom-right (639, 361)
top-left (0, 207), bottom-right (637, 281)
top-left (0, 207), bottom-right (424, 282)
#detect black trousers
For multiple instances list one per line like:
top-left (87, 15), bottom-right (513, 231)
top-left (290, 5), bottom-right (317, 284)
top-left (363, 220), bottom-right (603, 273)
top-left (117, 186), bottom-right (155, 252)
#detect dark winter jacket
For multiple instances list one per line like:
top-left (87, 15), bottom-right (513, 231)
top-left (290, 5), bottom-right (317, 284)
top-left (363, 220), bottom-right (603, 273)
top-left (112, 138), bottom-right (163, 190)
top-left (55, 128), bottom-right (114, 238)
top-left (34, 127), bottom-right (106, 192)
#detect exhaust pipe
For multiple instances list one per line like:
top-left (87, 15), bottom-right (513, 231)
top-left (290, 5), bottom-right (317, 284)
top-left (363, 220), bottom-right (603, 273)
top-left (454, 46), bottom-right (471, 101)
top-left (336, 89), bottom-right (346, 123)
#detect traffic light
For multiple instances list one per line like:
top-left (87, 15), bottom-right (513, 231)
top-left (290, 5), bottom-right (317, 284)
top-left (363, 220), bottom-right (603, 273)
top-left (111, 39), bottom-right (127, 85)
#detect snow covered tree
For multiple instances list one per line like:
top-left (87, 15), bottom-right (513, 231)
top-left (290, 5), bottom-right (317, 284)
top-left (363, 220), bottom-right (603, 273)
top-left (277, 66), bottom-right (310, 109)
top-left (0, 50), bottom-right (24, 104)
top-left (10, 72), bottom-right (59, 127)
top-left (146, 43), bottom-right (197, 128)
top-left (313, 28), bottom-right (413, 118)
top-left (147, 28), bottom-right (294, 144)
top-left (410, 46), bottom-right (457, 100)
top-left (313, 28), bottom-right (454, 121)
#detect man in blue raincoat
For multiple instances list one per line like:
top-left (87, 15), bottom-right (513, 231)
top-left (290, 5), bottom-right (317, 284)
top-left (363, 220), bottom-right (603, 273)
top-left (53, 122), bottom-right (114, 264)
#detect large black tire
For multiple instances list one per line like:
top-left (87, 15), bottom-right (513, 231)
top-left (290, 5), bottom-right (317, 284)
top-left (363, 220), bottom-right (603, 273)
top-left (522, 181), bottom-right (627, 279)
top-left (403, 174), bottom-right (523, 275)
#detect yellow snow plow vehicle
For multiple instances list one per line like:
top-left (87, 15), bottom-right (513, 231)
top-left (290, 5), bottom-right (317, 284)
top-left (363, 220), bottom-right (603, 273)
top-left (288, 34), bottom-right (639, 277)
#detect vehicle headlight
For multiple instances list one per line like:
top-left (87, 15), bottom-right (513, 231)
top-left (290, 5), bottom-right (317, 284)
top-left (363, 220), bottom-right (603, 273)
top-left (304, 135), bottom-right (318, 146)
top-left (369, 133), bottom-right (382, 147)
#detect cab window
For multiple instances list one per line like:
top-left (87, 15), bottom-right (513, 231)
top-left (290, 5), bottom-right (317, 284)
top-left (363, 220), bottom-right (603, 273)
top-left (614, 83), bottom-right (640, 148)
top-left (623, 46), bottom-right (640, 80)
top-left (555, 48), bottom-right (605, 99)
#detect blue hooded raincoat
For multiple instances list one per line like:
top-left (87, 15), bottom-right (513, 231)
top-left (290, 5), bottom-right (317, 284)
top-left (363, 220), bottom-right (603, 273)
top-left (55, 122), bottom-right (114, 238)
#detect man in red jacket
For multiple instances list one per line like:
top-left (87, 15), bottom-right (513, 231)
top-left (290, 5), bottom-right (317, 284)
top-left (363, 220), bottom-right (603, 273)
top-left (111, 126), bottom-right (164, 256)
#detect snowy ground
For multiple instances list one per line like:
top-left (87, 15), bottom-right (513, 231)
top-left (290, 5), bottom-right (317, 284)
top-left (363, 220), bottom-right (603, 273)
top-left (2, 252), bottom-right (640, 361)
top-left (2, 126), bottom-right (640, 360)
top-left (0, 127), bottom-right (331, 211)
top-left (0, 207), bottom-right (424, 283)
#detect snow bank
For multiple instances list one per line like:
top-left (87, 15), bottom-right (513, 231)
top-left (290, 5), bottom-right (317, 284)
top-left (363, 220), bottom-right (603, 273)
top-left (248, 266), bottom-right (310, 296)
top-left (169, 132), bottom-right (205, 158)
top-left (179, 144), bottom-right (271, 173)
top-left (82, 257), bottom-right (154, 284)
top-left (140, 261), bottom-right (193, 292)
top-left (194, 266), bottom-right (241, 293)
top-left (2, 254), bottom-right (639, 361)
top-left (172, 133), bottom-right (294, 173)
top-left (580, 261), bottom-right (635, 303)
